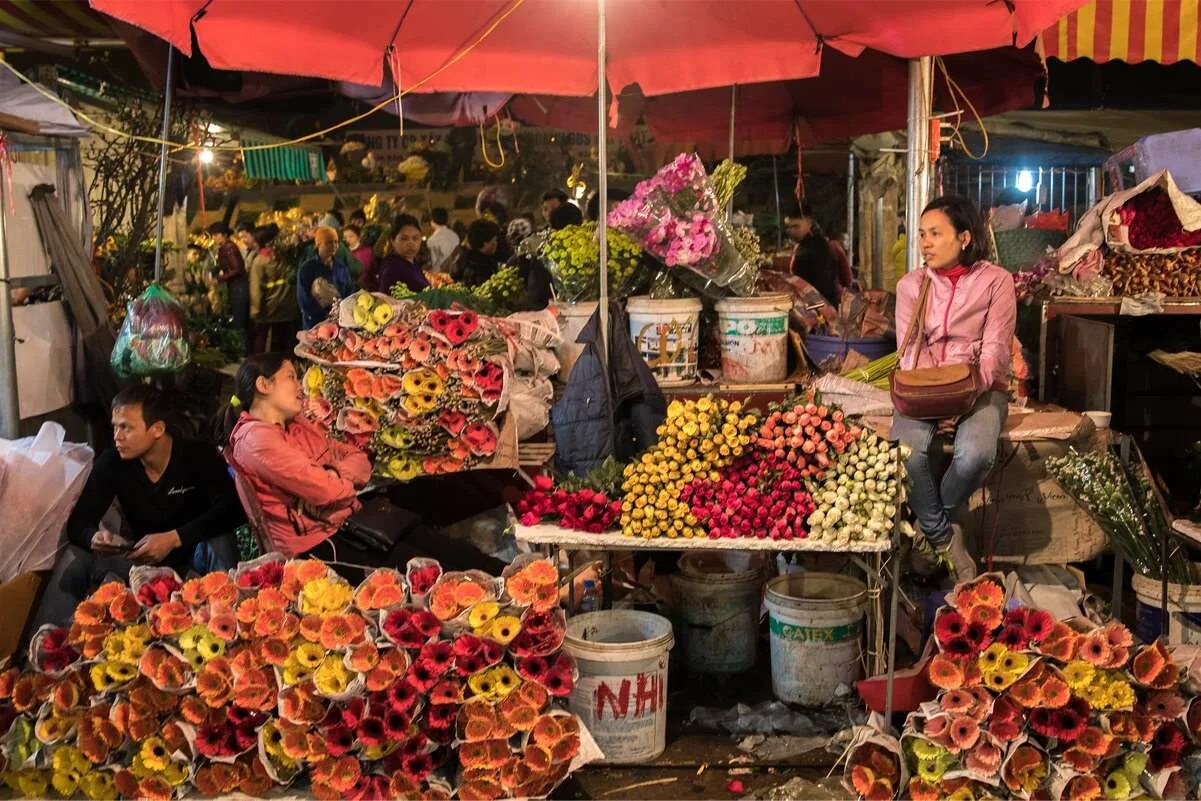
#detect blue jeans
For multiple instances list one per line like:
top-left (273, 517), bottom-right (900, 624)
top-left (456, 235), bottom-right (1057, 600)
top-left (892, 390), bottom-right (1007, 546)
top-left (32, 535), bottom-right (241, 630)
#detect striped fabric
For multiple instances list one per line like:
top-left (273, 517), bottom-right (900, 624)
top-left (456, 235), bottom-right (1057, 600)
top-left (0, 0), bottom-right (112, 38)
top-left (1041, 0), bottom-right (1200, 64)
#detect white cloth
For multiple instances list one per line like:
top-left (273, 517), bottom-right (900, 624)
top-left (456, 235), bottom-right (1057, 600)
top-left (427, 226), bottom-right (460, 272)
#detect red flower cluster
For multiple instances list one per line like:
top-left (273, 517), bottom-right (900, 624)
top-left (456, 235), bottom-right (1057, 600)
top-left (407, 564), bottom-right (442, 597)
top-left (235, 560), bottom-right (284, 590)
top-left (196, 708), bottom-right (265, 757)
top-left (428, 309), bottom-right (480, 346)
top-left (454, 635), bottom-right (505, 677)
top-left (382, 607), bottom-right (442, 649)
top-left (683, 454), bottom-right (816, 540)
top-left (516, 475), bottom-right (621, 532)
top-left (34, 627), bottom-right (79, 674)
top-left (515, 653), bottom-right (575, 697)
top-left (994, 607), bottom-right (1054, 651)
top-left (509, 611), bottom-right (566, 658)
top-left (1151, 722), bottom-right (1188, 771)
top-left (135, 575), bottom-right (181, 607)
top-left (1118, 187), bottom-right (1201, 250)
top-left (1029, 695), bottom-right (1090, 742)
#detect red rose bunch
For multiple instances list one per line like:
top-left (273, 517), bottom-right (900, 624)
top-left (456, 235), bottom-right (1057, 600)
top-left (235, 559), bottom-right (284, 590)
top-left (516, 475), bottom-right (622, 532)
top-left (135, 575), bottom-right (181, 607)
top-left (33, 627), bottom-right (78, 674)
top-left (382, 607), bottom-right (441, 649)
top-left (682, 453), bottom-right (816, 540)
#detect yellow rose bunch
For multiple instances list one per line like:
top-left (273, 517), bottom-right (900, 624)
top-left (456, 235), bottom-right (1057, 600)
top-left (103, 624), bottom-right (151, 664)
top-left (313, 655), bottom-right (352, 696)
top-left (351, 292), bottom-right (395, 334)
top-left (468, 664), bottom-right (522, 703)
top-left (620, 397), bottom-right (757, 538)
top-left (978, 643), bottom-right (1029, 691)
top-left (299, 577), bottom-right (353, 616)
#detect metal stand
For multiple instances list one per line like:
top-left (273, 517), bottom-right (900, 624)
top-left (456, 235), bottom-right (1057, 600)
top-left (152, 44), bottom-right (175, 283)
top-left (0, 171), bottom-right (16, 438)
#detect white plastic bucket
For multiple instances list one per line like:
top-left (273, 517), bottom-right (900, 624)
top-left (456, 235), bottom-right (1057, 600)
top-left (564, 610), bottom-right (675, 763)
top-left (554, 301), bottom-right (597, 383)
top-left (1132, 570), bottom-right (1201, 645)
top-left (764, 573), bottom-right (867, 706)
top-left (670, 552), bottom-right (764, 674)
top-left (627, 296), bottom-right (703, 387)
top-left (715, 293), bottom-right (792, 383)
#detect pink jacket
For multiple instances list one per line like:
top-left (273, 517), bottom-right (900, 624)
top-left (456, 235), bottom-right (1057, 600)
top-left (894, 261), bottom-right (1016, 392)
top-left (226, 413), bottom-right (372, 556)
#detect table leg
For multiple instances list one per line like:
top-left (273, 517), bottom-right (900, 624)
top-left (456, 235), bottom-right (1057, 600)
top-left (884, 544), bottom-right (902, 723)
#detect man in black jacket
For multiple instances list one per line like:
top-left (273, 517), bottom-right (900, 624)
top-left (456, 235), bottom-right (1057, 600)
top-left (32, 385), bottom-right (245, 628)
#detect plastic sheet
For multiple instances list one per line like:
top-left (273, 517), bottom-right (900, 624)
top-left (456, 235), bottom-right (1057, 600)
top-left (110, 284), bottom-right (191, 377)
top-left (0, 422), bottom-right (92, 582)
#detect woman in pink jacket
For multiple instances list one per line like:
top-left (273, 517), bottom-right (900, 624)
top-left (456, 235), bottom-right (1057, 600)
top-left (222, 353), bottom-right (505, 576)
top-left (893, 196), bottom-right (1016, 580)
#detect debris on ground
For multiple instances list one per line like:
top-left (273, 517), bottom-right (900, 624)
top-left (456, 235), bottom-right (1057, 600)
top-left (735, 734), bottom-right (831, 762)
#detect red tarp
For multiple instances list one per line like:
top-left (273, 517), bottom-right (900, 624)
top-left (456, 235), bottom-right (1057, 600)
top-left (90, 0), bottom-right (1084, 96)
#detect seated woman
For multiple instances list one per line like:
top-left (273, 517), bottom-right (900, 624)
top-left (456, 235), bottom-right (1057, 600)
top-left (221, 353), bottom-right (507, 577)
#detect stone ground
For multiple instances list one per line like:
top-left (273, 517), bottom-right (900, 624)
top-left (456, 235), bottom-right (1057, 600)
top-left (550, 660), bottom-right (862, 800)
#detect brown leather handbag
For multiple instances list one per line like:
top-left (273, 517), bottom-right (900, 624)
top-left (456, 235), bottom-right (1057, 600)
top-left (890, 274), bottom-right (980, 420)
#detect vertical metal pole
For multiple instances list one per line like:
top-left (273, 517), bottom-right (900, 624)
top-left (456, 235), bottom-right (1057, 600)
top-left (0, 175), bottom-right (18, 438)
top-left (596, 0), bottom-right (608, 354)
top-left (845, 151), bottom-right (856, 268)
top-left (727, 84), bottom-right (736, 162)
top-left (905, 57), bottom-right (933, 273)
top-left (153, 45), bottom-right (176, 283)
top-left (772, 155), bottom-right (783, 250)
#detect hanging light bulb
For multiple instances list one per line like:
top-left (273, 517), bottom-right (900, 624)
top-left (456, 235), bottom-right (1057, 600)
top-left (198, 148), bottom-right (215, 165)
top-left (1015, 170), bottom-right (1033, 193)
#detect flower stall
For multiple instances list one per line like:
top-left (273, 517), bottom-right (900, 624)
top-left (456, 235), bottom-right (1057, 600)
top-left (841, 573), bottom-right (1200, 801)
top-left (516, 392), bottom-right (908, 683)
top-left (0, 554), bottom-right (599, 800)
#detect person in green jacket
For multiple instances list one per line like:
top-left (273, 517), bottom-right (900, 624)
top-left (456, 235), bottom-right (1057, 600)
top-left (247, 224), bottom-right (298, 353)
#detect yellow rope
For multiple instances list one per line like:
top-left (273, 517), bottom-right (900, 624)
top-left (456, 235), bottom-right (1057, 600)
top-left (935, 56), bottom-right (990, 160)
top-left (0, 0), bottom-right (527, 152)
top-left (479, 117), bottom-right (505, 169)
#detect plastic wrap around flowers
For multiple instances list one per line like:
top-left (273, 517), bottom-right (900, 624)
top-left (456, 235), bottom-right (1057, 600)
top-left (298, 291), bottom-right (507, 481)
top-left (1, 555), bottom-right (595, 801)
top-left (842, 574), bottom-right (1199, 801)
top-left (607, 152), bottom-right (756, 294)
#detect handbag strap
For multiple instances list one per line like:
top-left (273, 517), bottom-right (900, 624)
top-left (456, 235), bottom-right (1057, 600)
top-left (899, 273), bottom-right (931, 362)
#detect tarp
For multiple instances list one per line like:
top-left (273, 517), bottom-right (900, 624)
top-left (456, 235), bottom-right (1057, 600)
top-left (0, 70), bottom-right (88, 138)
top-left (89, 0), bottom-right (1084, 97)
top-left (1040, 0), bottom-right (1201, 64)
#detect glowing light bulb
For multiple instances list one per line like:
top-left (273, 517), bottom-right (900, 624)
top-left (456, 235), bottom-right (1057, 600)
top-left (198, 149), bottom-right (214, 165)
top-left (1015, 170), bottom-right (1033, 193)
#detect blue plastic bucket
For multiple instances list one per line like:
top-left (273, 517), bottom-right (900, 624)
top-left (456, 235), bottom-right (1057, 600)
top-left (802, 334), bottom-right (895, 367)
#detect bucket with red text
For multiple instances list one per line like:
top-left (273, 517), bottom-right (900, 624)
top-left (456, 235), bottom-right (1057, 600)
top-left (563, 610), bottom-right (675, 763)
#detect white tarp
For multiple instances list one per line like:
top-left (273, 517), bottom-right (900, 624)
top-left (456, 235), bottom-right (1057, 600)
top-left (13, 301), bottom-right (72, 418)
top-left (0, 69), bottom-right (88, 138)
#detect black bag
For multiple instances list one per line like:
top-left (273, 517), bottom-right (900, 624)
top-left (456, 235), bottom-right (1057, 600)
top-left (337, 495), bottom-right (419, 556)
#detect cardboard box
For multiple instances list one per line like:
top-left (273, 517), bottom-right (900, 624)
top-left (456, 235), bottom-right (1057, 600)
top-left (0, 571), bottom-right (46, 659)
top-left (957, 438), bottom-right (1108, 565)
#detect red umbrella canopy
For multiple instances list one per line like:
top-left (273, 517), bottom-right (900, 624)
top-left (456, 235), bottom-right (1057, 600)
top-left (90, 0), bottom-right (1085, 95)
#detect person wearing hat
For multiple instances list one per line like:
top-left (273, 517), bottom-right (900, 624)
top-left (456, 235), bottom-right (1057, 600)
top-left (209, 221), bottom-right (251, 355)
top-left (506, 216), bottom-right (534, 250)
top-left (297, 226), bottom-right (356, 329)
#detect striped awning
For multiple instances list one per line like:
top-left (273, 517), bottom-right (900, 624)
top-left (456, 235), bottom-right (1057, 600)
top-left (1041, 0), bottom-right (1200, 64)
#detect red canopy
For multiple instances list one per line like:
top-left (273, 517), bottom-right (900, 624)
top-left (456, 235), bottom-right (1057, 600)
top-left (507, 46), bottom-right (1044, 157)
top-left (90, 0), bottom-right (1083, 96)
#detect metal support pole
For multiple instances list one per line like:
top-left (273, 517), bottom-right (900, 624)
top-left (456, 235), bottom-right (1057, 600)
top-left (153, 44), bottom-right (175, 283)
top-left (727, 84), bottom-right (737, 162)
top-left (0, 175), bottom-right (17, 439)
top-left (905, 57), bottom-right (933, 273)
top-left (846, 152), bottom-right (856, 268)
top-left (772, 155), bottom-right (783, 249)
top-left (595, 0), bottom-right (609, 357)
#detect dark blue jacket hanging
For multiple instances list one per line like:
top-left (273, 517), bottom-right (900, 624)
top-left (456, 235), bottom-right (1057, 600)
top-left (551, 302), bottom-right (665, 476)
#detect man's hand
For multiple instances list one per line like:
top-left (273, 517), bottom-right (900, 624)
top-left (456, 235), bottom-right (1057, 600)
top-left (128, 531), bottom-right (182, 565)
top-left (936, 417), bottom-right (960, 436)
top-left (91, 528), bottom-right (129, 555)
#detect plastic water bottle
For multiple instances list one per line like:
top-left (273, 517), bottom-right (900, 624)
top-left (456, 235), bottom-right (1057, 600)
top-left (579, 579), bottom-right (602, 613)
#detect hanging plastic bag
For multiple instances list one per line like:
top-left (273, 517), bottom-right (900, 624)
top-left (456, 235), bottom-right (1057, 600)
top-left (110, 283), bottom-right (191, 377)
top-left (0, 422), bottom-right (93, 583)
